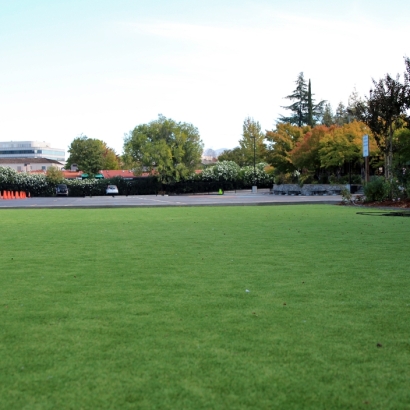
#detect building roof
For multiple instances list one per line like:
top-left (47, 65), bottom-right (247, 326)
top-left (100, 170), bottom-right (136, 179)
top-left (61, 170), bottom-right (152, 179)
top-left (0, 157), bottom-right (63, 165)
top-left (62, 169), bottom-right (201, 179)
top-left (62, 170), bottom-right (83, 179)
top-left (29, 170), bottom-right (47, 174)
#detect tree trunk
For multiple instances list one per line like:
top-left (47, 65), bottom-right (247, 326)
top-left (386, 125), bottom-right (394, 180)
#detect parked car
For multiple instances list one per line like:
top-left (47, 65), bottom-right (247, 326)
top-left (56, 184), bottom-right (68, 196)
top-left (106, 185), bottom-right (119, 196)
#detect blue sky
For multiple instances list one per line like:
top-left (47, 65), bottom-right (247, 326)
top-left (0, 0), bottom-right (409, 156)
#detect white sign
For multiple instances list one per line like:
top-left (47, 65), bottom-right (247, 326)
top-left (363, 134), bottom-right (369, 157)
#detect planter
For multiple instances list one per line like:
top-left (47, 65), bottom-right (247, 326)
top-left (272, 184), bottom-right (348, 196)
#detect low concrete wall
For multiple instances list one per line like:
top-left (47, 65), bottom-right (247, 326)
top-left (272, 184), bottom-right (348, 196)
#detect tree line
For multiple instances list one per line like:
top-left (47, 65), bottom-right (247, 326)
top-left (220, 60), bottom-right (410, 186)
top-left (66, 58), bottom-right (410, 191)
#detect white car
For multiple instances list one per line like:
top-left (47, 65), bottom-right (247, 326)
top-left (106, 185), bottom-right (119, 196)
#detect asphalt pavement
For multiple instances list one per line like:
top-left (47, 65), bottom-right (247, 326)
top-left (0, 189), bottom-right (342, 209)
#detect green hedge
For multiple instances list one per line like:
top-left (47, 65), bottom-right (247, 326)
top-left (0, 165), bottom-right (273, 197)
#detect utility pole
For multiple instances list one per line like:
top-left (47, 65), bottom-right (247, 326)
top-left (251, 136), bottom-right (257, 193)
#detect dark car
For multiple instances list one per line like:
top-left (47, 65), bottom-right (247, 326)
top-left (56, 184), bottom-right (68, 196)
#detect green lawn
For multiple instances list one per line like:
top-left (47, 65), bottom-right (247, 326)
top-left (0, 205), bottom-right (409, 409)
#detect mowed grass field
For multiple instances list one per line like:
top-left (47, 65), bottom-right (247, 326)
top-left (0, 205), bottom-right (409, 409)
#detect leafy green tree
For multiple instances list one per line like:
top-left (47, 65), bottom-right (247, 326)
top-left (353, 69), bottom-right (409, 179)
top-left (394, 127), bottom-right (410, 166)
top-left (66, 135), bottom-right (105, 176)
top-left (218, 147), bottom-right (248, 167)
top-left (101, 143), bottom-right (120, 170)
top-left (280, 73), bottom-right (325, 126)
top-left (239, 117), bottom-right (266, 165)
top-left (123, 115), bottom-right (203, 183)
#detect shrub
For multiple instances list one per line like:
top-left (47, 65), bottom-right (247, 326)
top-left (239, 163), bottom-right (273, 187)
top-left (274, 173), bottom-right (285, 185)
top-left (274, 172), bottom-right (295, 185)
top-left (200, 161), bottom-right (240, 183)
top-left (364, 177), bottom-right (389, 202)
top-left (340, 188), bottom-right (352, 203)
top-left (299, 171), bottom-right (314, 185)
top-left (385, 179), bottom-right (405, 201)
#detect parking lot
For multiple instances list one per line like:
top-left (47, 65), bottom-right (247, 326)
top-left (0, 190), bottom-right (342, 209)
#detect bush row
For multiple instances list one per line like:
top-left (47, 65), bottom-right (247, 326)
top-left (0, 163), bottom-right (274, 197)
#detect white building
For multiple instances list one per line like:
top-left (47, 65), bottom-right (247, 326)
top-left (0, 141), bottom-right (65, 162)
top-left (0, 158), bottom-right (64, 172)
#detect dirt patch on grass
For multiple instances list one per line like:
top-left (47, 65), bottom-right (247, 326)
top-left (362, 198), bottom-right (410, 208)
top-left (339, 197), bottom-right (410, 208)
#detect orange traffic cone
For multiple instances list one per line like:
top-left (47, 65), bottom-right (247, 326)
top-left (5, 191), bottom-right (10, 199)
top-left (21, 191), bottom-right (26, 199)
top-left (15, 191), bottom-right (20, 199)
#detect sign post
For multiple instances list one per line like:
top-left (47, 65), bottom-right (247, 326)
top-left (363, 135), bottom-right (369, 183)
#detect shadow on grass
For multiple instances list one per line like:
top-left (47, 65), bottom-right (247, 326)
top-left (357, 211), bottom-right (410, 217)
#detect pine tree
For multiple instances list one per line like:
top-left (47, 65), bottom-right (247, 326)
top-left (321, 103), bottom-right (334, 126)
top-left (309, 79), bottom-right (326, 124)
top-left (280, 72), bottom-right (308, 127)
top-left (334, 102), bottom-right (349, 126)
top-left (307, 80), bottom-right (313, 126)
top-left (280, 73), bottom-right (326, 127)
top-left (346, 87), bottom-right (363, 122)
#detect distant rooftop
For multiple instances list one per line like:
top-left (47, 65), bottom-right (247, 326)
top-left (0, 157), bottom-right (63, 165)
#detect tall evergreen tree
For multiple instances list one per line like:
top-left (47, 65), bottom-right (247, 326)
top-left (334, 102), bottom-right (349, 126)
top-left (280, 73), bottom-right (326, 127)
top-left (280, 72), bottom-right (308, 127)
top-left (321, 103), bottom-right (334, 126)
top-left (309, 80), bottom-right (326, 124)
top-left (307, 80), bottom-right (313, 126)
top-left (346, 88), bottom-right (363, 122)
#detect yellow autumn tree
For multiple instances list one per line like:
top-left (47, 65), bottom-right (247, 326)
top-left (319, 121), bottom-right (378, 170)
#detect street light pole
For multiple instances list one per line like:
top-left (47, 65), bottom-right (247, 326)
top-left (251, 136), bottom-right (256, 192)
